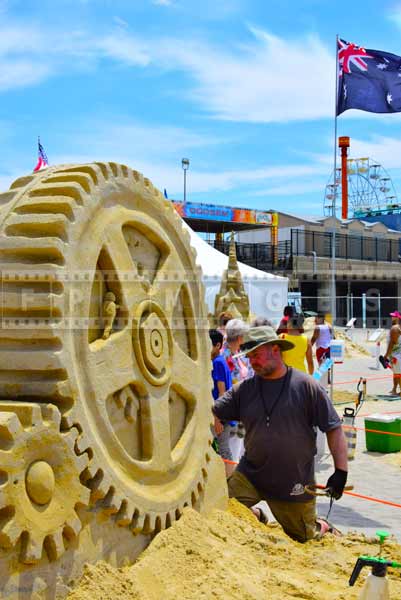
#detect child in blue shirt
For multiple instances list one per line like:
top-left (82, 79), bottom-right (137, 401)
top-left (209, 329), bottom-right (233, 475)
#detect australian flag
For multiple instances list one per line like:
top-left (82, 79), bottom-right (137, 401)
top-left (337, 38), bottom-right (401, 115)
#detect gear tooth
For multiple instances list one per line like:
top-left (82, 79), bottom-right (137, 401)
top-left (114, 500), bottom-right (133, 527)
top-left (62, 426), bottom-right (80, 451)
top-left (142, 514), bottom-right (155, 535)
top-left (165, 511), bottom-right (173, 529)
top-left (77, 483), bottom-right (91, 507)
top-left (131, 511), bottom-right (145, 534)
top-left (44, 530), bottom-right (65, 561)
top-left (62, 412), bottom-right (74, 429)
top-left (87, 470), bottom-right (109, 502)
top-left (63, 515), bottom-right (82, 540)
top-left (0, 518), bottom-right (21, 548)
top-left (41, 403), bottom-right (61, 428)
top-left (101, 488), bottom-right (122, 516)
top-left (0, 412), bottom-right (23, 444)
top-left (76, 451), bottom-right (89, 473)
top-left (75, 435), bottom-right (88, 455)
top-left (29, 404), bottom-right (43, 427)
top-left (154, 515), bottom-right (163, 533)
top-left (20, 533), bottom-right (44, 564)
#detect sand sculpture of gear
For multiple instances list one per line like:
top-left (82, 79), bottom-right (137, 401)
top-left (0, 162), bottom-right (213, 539)
top-left (0, 402), bottom-right (90, 564)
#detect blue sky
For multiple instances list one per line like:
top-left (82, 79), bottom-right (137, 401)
top-left (3, 0), bottom-right (401, 217)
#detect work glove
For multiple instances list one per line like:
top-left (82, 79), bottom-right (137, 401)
top-left (326, 468), bottom-right (348, 500)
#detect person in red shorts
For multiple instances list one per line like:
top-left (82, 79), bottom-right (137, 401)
top-left (311, 313), bottom-right (335, 365)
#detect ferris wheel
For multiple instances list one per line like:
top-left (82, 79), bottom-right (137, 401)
top-left (323, 157), bottom-right (398, 217)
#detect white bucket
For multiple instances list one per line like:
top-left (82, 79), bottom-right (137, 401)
top-left (330, 339), bottom-right (345, 363)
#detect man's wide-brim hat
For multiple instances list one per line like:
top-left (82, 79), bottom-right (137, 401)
top-left (390, 311), bottom-right (401, 318)
top-left (233, 326), bottom-right (295, 358)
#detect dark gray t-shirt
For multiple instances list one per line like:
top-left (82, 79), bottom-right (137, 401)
top-left (213, 367), bottom-right (341, 502)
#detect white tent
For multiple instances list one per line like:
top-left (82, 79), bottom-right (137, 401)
top-left (186, 224), bottom-right (288, 324)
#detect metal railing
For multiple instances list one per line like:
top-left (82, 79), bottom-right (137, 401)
top-left (209, 229), bottom-right (400, 272)
top-left (290, 229), bottom-right (399, 263)
top-left (211, 240), bottom-right (293, 271)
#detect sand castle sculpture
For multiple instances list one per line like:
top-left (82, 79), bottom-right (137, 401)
top-left (214, 232), bottom-right (250, 322)
top-left (0, 162), bottom-right (227, 598)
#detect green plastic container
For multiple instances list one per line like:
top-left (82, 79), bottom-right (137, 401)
top-left (365, 414), bottom-right (401, 453)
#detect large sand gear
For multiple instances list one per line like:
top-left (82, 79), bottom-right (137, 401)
top-left (0, 162), bottom-right (227, 596)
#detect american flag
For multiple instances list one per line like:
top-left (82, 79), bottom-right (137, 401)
top-left (33, 138), bottom-right (49, 172)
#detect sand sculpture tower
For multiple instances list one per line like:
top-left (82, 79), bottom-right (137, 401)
top-left (0, 162), bottom-right (226, 598)
top-left (214, 232), bottom-right (250, 322)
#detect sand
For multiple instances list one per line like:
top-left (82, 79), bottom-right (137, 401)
top-left (67, 500), bottom-right (401, 600)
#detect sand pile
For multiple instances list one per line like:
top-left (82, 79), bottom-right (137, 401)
top-left (67, 500), bottom-right (401, 600)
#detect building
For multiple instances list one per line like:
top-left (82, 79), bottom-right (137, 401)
top-left (232, 212), bottom-right (401, 327)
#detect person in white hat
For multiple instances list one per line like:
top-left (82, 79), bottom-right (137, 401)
top-left (384, 311), bottom-right (401, 395)
top-left (213, 326), bottom-right (348, 542)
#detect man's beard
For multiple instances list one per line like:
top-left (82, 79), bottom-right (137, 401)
top-left (252, 363), bottom-right (276, 377)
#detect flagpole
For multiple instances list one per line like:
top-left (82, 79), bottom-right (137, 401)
top-left (330, 34), bottom-right (339, 326)
top-left (329, 35), bottom-right (339, 404)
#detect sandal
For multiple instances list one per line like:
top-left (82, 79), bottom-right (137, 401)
top-left (315, 517), bottom-right (342, 538)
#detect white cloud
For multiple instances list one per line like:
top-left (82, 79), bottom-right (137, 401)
top-left (152, 28), bottom-right (334, 122)
top-left (0, 18), bottom-right (336, 123)
top-left (71, 120), bottom-right (225, 158)
top-left (388, 8), bottom-right (401, 29)
top-left (349, 135), bottom-right (401, 170)
top-left (0, 60), bottom-right (51, 91)
top-left (49, 153), bottom-right (327, 198)
top-left (0, 21), bottom-right (150, 92)
top-left (253, 180), bottom-right (326, 197)
top-left (113, 16), bottom-right (129, 28)
top-left (93, 33), bottom-right (150, 66)
top-left (152, 0), bottom-right (173, 5)
top-left (76, 124), bottom-right (326, 191)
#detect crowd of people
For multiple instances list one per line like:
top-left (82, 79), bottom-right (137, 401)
top-left (209, 307), bottom-right (347, 542)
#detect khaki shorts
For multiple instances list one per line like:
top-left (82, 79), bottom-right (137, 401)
top-left (228, 470), bottom-right (316, 543)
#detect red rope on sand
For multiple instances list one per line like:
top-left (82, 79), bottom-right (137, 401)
top-left (343, 490), bottom-right (401, 509)
top-left (357, 411), bottom-right (401, 418)
top-left (335, 374), bottom-right (392, 385)
top-left (342, 424), bottom-right (401, 437)
top-left (221, 462), bottom-right (401, 509)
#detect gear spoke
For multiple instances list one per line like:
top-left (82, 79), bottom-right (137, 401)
top-left (145, 387), bottom-right (173, 472)
top-left (87, 328), bottom-right (140, 399)
top-left (151, 251), bottom-right (186, 313)
top-left (106, 228), bottom-right (151, 309)
top-left (171, 341), bottom-right (200, 398)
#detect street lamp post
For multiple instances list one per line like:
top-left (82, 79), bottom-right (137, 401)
top-left (181, 158), bottom-right (190, 203)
